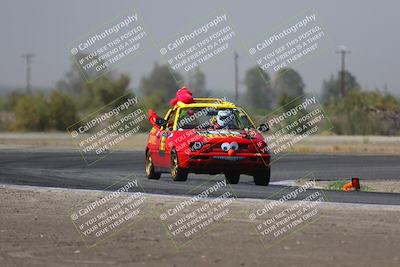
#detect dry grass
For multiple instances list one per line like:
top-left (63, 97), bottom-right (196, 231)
top-left (288, 135), bottom-right (400, 155)
top-left (295, 179), bottom-right (400, 193)
top-left (1, 133), bottom-right (400, 154)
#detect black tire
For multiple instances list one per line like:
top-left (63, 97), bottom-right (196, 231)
top-left (146, 151), bottom-right (161, 179)
top-left (224, 172), bottom-right (240, 184)
top-left (253, 168), bottom-right (270, 186)
top-left (171, 149), bottom-right (188, 181)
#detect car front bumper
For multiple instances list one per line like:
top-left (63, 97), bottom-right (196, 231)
top-left (180, 152), bottom-right (271, 174)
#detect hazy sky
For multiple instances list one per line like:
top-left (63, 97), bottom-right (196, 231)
top-left (1, 0), bottom-right (399, 95)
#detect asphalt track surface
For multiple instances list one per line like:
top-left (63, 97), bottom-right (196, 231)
top-left (1, 149), bottom-right (400, 205)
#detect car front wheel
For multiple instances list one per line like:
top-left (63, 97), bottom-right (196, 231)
top-left (253, 167), bottom-right (270, 186)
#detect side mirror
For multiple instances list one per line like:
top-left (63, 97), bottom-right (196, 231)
top-left (155, 118), bottom-right (167, 127)
top-left (257, 123), bottom-right (269, 132)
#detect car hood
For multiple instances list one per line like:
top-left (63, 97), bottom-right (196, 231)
top-left (187, 128), bottom-right (264, 142)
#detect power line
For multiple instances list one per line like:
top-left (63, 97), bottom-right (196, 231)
top-left (21, 53), bottom-right (35, 93)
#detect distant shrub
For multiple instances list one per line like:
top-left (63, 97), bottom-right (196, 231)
top-left (11, 93), bottom-right (49, 131)
top-left (325, 90), bottom-right (400, 135)
top-left (48, 90), bottom-right (79, 130)
top-left (10, 90), bottom-right (78, 132)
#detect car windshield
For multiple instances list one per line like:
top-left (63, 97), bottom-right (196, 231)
top-left (177, 107), bottom-right (254, 130)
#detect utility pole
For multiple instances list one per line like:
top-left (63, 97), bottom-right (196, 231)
top-left (335, 46), bottom-right (350, 97)
top-left (21, 53), bottom-right (35, 93)
top-left (234, 51), bottom-right (239, 101)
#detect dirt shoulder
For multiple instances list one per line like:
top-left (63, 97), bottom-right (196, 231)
top-left (1, 133), bottom-right (400, 155)
top-left (1, 185), bottom-right (399, 267)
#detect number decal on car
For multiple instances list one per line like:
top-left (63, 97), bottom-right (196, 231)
top-left (159, 132), bottom-right (168, 157)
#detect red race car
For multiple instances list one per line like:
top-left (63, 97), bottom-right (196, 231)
top-left (145, 98), bottom-right (271, 185)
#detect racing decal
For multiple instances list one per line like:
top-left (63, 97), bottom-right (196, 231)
top-left (196, 130), bottom-right (242, 138)
top-left (148, 135), bottom-right (156, 145)
top-left (159, 132), bottom-right (168, 157)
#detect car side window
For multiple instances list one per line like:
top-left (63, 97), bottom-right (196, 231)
top-left (166, 109), bottom-right (177, 131)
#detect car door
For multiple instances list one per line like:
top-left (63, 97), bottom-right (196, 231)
top-left (155, 109), bottom-right (177, 168)
top-left (149, 109), bottom-right (170, 168)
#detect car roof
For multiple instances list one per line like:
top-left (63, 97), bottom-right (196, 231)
top-left (168, 98), bottom-right (256, 129)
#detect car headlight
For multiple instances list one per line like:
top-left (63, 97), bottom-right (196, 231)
top-left (190, 141), bottom-right (205, 151)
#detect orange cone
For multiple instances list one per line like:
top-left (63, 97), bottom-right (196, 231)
top-left (342, 182), bottom-right (353, 191)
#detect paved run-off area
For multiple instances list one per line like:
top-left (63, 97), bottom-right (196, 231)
top-left (1, 149), bottom-right (400, 205)
top-left (1, 185), bottom-right (399, 267)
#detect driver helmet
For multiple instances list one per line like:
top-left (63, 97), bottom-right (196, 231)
top-left (217, 110), bottom-right (232, 127)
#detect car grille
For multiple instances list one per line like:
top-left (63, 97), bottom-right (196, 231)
top-left (209, 142), bottom-right (249, 152)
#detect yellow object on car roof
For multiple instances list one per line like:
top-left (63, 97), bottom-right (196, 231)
top-left (175, 98), bottom-right (237, 108)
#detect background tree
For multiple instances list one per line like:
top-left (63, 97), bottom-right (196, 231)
top-left (86, 74), bottom-right (132, 109)
top-left (56, 53), bottom-right (101, 96)
top-left (321, 70), bottom-right (360, 103)
top-left (273, 68), bottom-right (304, 106)
top-left (48, 90), bottom-right (78, 130)
top-left (188, 67), bottom-right (209, 97)
top-left (57, 55), bottom-right (133, 111)
top-left (140, 63), bottom-right (183, 103)
top-left (244, 66), bottom-right (274, 109)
